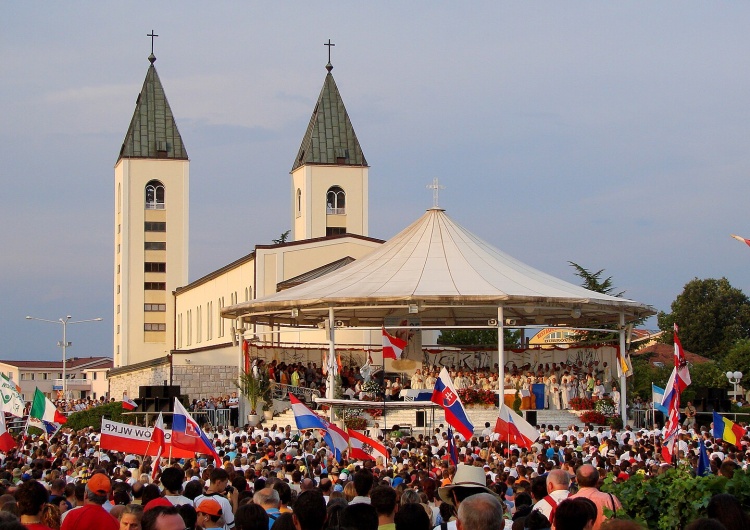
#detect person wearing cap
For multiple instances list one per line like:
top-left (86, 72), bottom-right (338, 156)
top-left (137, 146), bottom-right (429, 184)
top-left (193, 468), bottom-right (236, 530)
top-left (61, 473), bottom-right (119, 530)
top-left (197, 498), bottom-right (224, 529)
top-left (437, 464), bottom-right (504, 530)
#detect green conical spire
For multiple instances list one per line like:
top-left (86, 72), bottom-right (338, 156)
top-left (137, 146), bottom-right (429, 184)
top-left (118, 55), bottom-right (188, 162)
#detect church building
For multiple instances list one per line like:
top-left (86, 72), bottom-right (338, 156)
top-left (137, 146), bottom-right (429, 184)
top-left (109, 52), bottom-right (389, 400)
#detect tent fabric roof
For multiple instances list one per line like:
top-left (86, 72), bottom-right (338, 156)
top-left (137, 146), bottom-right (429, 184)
top-left (222, 208), bottom-right (655, 327)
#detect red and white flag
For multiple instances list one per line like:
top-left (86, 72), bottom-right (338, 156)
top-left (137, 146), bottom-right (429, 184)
top-left (150, 412), bottom-right (166, 482)
top-left (662, 324), bottom-right (690, 461)
top-left (494, 403), bottom-right (539, 449)
top-left (731, 234), bottom-right (750, 248)
top-left (0, 413), bottom-right (16, 453)
top-left (121, 396), bottom-right (138, 411)
top-left (382, 327), bottom-right (407, 360)
top-left (347, 428), bottom-right (388, 463)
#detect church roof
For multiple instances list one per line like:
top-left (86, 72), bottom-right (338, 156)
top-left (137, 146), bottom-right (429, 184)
top-left (291, 67), bottom-right (367, 172)
top-left (118, 55), bottom-right (188, 162)
top-left (223, 208), bottom-right (655, 328)
top-left (277, 256), bottom-right (355, 291)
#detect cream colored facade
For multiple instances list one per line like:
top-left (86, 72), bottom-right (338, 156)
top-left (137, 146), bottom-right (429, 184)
top-left (0, 357), bottom-right (112, 401)
top-left (292, 165), bottom-right (369, 241)
top-left (114, 158), bottom-right (189, 367)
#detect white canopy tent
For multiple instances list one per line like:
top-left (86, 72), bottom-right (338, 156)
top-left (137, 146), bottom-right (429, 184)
top-left (223, 208), bottom-right (655, 424)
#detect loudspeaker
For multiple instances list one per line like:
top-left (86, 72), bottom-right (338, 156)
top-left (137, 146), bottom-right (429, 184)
top-left (524, 410), bottom-right (537, 426)
top-left (416, 411), bottom-right (425, 427)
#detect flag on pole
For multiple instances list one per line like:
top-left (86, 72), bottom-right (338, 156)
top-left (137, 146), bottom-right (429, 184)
top-left (731, 234), bottom-right (750, 248)
top-left (0, 374), bottom-right (25, 418)
top-left (431, 367), bottom-right (474, 439)
top-left (661, 324), bottom-right (690, 461)
top-left (347, 429), bottom-right (388, 463)
top-left (171, 398), bottom-right (221, 466)
top-left (712, 411), bottom-right (745, 447)
top-left (651, 384), bottom-right (669, 415)
top-left (446, 426), bottom-right (459, 465)
top-left (697, 438), bottom-right (711, 476)
top-left (0, 413), bottom-right (16, 453)
top-left (615, 348), bottom-right (633, 378)
top-left (150, 413), bottom-right (166, 482)
top-left (320, 420), bottom-right (349, 463)
top-left (30, 389), bottom-right (67, 425)
top-left (382, 327), bottom-right (407, 360)
top-left (494, 403), bottom-right (539, 449)
top-left (121, 396), bottom-right (138, 411)
top-left (290, 394), bottom-right (327, 431)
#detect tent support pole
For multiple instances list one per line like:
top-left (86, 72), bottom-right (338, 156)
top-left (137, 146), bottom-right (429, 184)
top-left (498, 306), bottom-right (505, 418)
top-left (328, 307), bottom-right (336, 422)
top-left (619, 311), bottom-right (627, 427)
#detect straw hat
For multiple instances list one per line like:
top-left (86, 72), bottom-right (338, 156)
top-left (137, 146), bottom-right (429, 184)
top-left (437, 464), bottom-right (496, 506)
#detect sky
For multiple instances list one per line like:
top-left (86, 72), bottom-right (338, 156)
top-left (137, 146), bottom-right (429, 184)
top-left (2, 2), bottom-right (750, 361)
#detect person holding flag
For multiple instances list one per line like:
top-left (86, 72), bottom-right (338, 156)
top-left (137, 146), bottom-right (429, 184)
top-left (289, 394), bottom-right (348, 462)
top-left (431, 367), bottom-right (474, 440)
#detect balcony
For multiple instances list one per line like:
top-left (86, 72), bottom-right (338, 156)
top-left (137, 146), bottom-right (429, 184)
top-left (326, 207), bottom-right (345, 215)
top-left (52, 379), bottom-right (92, 391)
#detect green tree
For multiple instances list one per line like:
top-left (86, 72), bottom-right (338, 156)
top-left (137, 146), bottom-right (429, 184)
top-left (438, 328), bottom-right (521, 347)
top-left (658, 277), bottom-right (750, 360)
top-left (721, 338), bottom-right (750, 386)
top-left (272, 230), bottom-right (291, 244)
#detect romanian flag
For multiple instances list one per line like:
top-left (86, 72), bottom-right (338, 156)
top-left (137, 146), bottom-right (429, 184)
top-left (712, 411), bottom-right (745, 447)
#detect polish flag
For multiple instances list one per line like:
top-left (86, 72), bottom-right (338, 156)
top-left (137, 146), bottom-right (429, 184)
top-left (347, 429), bottom-right (388, 463)
top-left (121, 397), bottom-right (138, 411)
top-left (150, 413), bottom-right (166, 482)
top-left (494, 403), bottom-right (539, 449)
top-left (382, 327), bottom-right (407, 360)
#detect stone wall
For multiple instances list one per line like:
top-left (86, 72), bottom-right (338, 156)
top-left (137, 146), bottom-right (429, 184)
top-left (109, 362), bottom-right (171, 400)
top-left (173, 365), bottom-right (238, 400)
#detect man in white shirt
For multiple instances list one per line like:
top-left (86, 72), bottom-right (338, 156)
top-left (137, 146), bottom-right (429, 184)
top-left (534, 469), bottom-right (570, 523)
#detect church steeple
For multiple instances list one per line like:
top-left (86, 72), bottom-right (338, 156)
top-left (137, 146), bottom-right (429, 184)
top-left (118, 54), bottom-right (188, 162)
top-left (290, 51), bottom-right (369, 242)
top-left (291, 63), bottom-right (367, 172)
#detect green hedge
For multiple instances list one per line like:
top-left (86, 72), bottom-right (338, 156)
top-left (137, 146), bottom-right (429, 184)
top-left (602, 467), bottom-right (750, 529)
top-left (64, 402), bottom-right (127, 431)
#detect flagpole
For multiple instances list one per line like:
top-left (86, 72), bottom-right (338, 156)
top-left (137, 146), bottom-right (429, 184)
top-left (619, 312), bottom-right (627, 427)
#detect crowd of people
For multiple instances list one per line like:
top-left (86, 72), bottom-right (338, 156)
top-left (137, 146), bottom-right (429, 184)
top-left (0, 407), bottom-right (746, 530)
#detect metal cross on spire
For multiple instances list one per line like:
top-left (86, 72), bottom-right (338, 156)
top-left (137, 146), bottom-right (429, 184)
top-left (147, 30), bottom-right (159, 55)
top-left (427, 178), bottom-right (446, 208)
top-left (324, 39), bottom-right (335, 72)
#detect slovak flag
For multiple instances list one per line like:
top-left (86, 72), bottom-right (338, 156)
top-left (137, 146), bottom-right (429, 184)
top-left (494, 403), bottom-right (539, 449)
top-left (348, 428), bottom-right (388, 463)
top-left (171, 398), bottom-right (221, 466)
top-left (446, 426), bottom-right (458, 465)
top-left (382, 327), bottom-right (407, 360)
top-left (121, 396), bottom-right (138, 411)
top-left (150, 412), bottom-right (166, 482)
top-left (431, 367), bottom-right (474, 439)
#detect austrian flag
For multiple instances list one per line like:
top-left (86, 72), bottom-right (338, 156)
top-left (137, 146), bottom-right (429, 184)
top-left (382, 327), bottom-right (407, 360)
top-left (347, 429), bottom-right (388, 463)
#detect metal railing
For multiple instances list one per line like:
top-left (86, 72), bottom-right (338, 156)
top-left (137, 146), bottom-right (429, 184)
top-left (53, 378), bottom-right (91, 388)
top-left (271, 383), bottom-right (321, 408)
top-left (145, 202), bottom-right (165, 210)
top-left (326, 207), bottom-right (345, 215)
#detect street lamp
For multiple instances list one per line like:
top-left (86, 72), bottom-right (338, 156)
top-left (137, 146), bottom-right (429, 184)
top-left (726, 371), bottom-right (743, 402)
top-left (25, 315), bottom-right (103, 400)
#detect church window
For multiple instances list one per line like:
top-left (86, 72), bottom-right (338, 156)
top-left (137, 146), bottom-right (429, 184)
top-left (144, 323), bottom-right (166, 331)
top-left (144, 282), bottom-right (166, 290)
top-left (326, 227), bottom-right (346, 236)
top-left (197, 306), bottom-right (202, 343)
top-left (296, 189), bottom-right (302, 218)
top-left (326, 186), bottom-right (345, 214)
top-left (144, 304), bottom-right (167, 311)
top-left (145, 180), bottom-right (165, 209)
top-left (145, 241), bottom-right (166, 250)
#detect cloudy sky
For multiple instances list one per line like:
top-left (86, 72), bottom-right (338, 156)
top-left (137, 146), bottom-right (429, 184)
top-left (2, 3), bottom-right (749, 361)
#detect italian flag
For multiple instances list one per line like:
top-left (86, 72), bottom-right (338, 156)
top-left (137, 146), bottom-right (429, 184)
top-left (30, 389), bottom-right (67, 425)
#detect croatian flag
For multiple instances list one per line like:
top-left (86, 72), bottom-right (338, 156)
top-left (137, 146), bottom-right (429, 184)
top-left (320, 419), bottom-right (349, 462)
top-left (494, 403), bottom-right (539, 449)
top-left (446, 426), bottom-right (459, 465)
top-left (171, 398), bottom-right (221, 466)
top-left (348, 428), bottom-right (388, 462)
top-left (150, 412), bottom-right (165, 482)
top-left (382, 327), bottom-right (407, 360)
top-left (121, 396), bottom-right (138, 411)
top-left (431, 367), bottom-right (474, 439)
